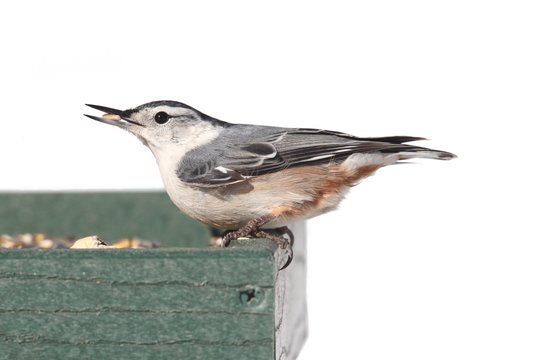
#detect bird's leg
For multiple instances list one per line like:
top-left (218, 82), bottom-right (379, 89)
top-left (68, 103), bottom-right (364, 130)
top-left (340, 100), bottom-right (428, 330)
top-left (221, 215), bottom-right (276, 247)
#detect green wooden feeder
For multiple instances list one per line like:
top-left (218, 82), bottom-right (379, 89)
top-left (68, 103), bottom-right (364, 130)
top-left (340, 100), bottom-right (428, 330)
top-left (0, 192), bottom-right (307, 360)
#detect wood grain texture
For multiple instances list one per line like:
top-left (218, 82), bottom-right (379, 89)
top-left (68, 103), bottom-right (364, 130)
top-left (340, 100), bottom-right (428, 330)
top-left (0, 246), bottom-right (276, 359)
top-left (0, 192), bottom-right (308, 360)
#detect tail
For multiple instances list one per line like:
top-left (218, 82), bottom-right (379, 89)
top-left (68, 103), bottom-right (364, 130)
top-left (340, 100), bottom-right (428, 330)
top-left (328, 135), bottom-right (455, 185)
top-left (360, 136), bottom-right (457, 161)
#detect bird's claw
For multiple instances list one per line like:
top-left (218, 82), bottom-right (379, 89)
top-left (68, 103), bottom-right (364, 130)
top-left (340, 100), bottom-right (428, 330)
top-left (254, 229), bottom-right (294, 270)
top-left (219, 224), bottom-right (295, 270)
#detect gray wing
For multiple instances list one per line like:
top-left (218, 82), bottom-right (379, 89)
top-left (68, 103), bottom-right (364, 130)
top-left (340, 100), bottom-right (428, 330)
top-left (177, 125), bottom-right (452, 187)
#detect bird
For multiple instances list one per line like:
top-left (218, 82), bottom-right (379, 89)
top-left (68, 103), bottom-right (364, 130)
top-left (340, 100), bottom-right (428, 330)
top-left (85, 100), bottom-right (455, 269)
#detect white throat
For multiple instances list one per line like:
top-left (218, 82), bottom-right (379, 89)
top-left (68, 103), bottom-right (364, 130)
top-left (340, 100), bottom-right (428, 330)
top-left (146, 124), bottom-right (224, 189)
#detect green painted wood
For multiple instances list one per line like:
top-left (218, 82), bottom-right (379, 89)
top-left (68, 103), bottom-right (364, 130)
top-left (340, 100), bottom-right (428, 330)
top-left (0, 247), bottom-right (277, 360)
top-left (1, 313), bottom-right (272, 344)
top-left (0, 192), bottom-right (209, 247)
top-left (1, 344), bottom-right (273, 360)
top-left (0, 192), bottom-right (308, 360)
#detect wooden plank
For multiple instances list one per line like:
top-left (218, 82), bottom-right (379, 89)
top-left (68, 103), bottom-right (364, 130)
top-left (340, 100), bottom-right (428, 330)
top-left (0, 246), bottom-right (277, 360)
top-left (0, 313), bottom-right (273, 344)
top-left (1, 343), bottom-right (273, 360)
top-left (0, 246), bottom-right (277, 285)
top-left (0, 248), bottom-right (276, 314)
top-left (0, 279), bottom-right (274, 314)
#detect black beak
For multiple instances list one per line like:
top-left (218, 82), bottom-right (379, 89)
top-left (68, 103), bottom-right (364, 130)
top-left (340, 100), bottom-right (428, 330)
top-left (85, 104), bottom-right (125, 116)
top-left (84, 104), bottom-right (144, 127)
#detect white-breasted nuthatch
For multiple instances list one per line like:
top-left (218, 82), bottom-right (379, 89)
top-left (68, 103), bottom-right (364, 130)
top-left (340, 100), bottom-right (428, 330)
top-left (85, 101), bottom-right (455, 268)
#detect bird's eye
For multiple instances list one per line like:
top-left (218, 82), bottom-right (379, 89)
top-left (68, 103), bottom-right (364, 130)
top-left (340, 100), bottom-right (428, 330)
top-left (154, 111), bottom-right (170, 124)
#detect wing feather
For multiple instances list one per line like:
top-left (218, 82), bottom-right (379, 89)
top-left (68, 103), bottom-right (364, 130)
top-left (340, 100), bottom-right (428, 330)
top-left (177, 126), bottom-right (449, 187)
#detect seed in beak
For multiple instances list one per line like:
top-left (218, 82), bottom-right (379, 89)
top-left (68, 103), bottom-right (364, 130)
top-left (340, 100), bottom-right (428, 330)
top-left (103, 113), bottom-right (122, 121)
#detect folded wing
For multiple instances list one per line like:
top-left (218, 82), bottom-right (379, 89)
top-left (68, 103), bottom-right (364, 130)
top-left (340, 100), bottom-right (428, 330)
top-left (177, 127), bottom-right (455, 187)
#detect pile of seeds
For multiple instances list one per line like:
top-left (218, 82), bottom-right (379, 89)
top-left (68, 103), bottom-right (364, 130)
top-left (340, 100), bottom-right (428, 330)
top-left (0, 233), bottom-right (158, 249)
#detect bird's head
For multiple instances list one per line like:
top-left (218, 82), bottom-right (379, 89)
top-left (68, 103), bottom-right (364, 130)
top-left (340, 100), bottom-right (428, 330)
top-left (85, 100), bottom-right (228, 152)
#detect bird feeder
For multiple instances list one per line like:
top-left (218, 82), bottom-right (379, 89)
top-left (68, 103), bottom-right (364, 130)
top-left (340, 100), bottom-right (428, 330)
top-left (0, 192), bottom-right (307, 360)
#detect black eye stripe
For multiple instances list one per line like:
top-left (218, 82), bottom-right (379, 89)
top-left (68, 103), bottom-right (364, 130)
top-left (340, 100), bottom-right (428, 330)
top-left (154, 111), bottom-right (170, 124)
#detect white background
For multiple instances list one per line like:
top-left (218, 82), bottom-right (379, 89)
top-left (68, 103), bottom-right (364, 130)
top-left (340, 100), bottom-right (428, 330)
top-left (1, 1), bottom-right (539, 359)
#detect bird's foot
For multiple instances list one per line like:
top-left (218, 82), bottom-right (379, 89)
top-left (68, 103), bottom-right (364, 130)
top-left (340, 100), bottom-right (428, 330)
top-left (220, 218), bottom-right (295, 270)
top-left (220, 215), bottom-right (276, 247)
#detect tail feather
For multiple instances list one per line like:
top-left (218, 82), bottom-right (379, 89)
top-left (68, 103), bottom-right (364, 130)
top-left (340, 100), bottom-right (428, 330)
top-left (396, 149), bottom-right (456, 160)
top-left (356, 136), bottom-right (456, 160)
top-left (371, 143), bottom-right (455, 160)
top-left (358, 136), bottom-right (427, 144)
